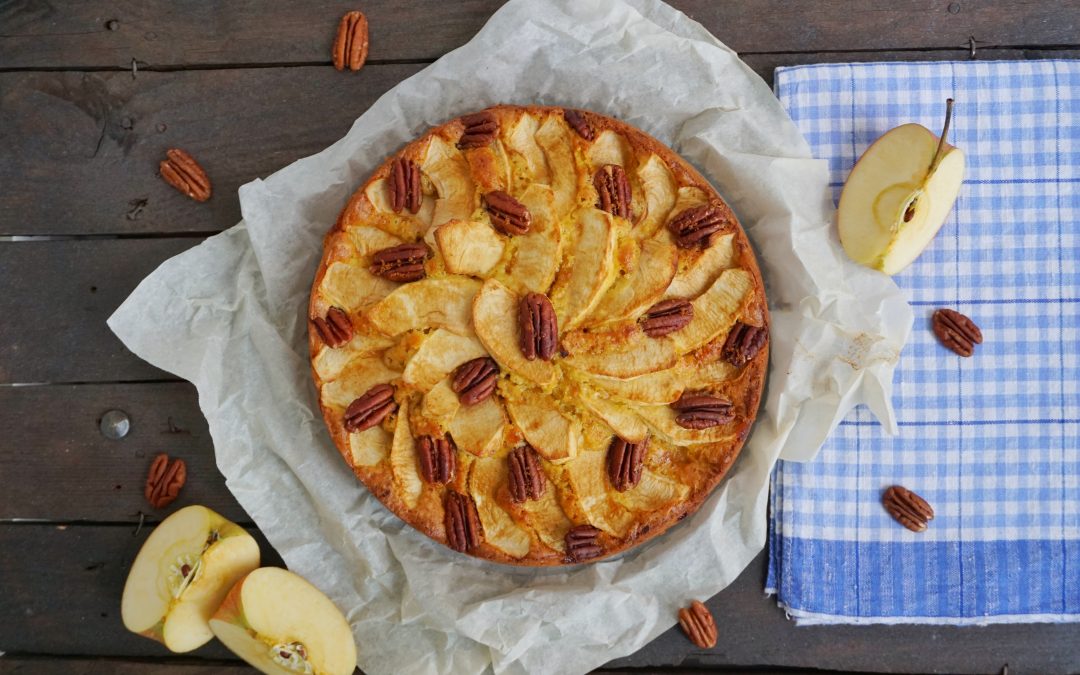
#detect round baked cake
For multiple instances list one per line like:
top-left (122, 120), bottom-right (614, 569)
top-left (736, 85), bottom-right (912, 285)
top-left (309, 105), bottom-right (769, 566)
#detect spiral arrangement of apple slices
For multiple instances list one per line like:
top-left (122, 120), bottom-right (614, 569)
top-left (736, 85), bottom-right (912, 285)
top-left (309, 105), bottom-right (768, 566)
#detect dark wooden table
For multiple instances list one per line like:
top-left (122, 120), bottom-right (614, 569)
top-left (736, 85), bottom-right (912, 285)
top-left (2, 2), bottom-right (1079, 674)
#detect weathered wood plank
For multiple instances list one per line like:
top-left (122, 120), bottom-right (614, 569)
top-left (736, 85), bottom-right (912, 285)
top-left (1, 524), bottom-right (1078, 673)
top-left (0, 64), bottom-right (421, 236)
top-left (2, 0), bottom-right (1078, 69)
top-left (0, 657), bottom-right (863, 675)
top-left (0, 238), bottom-right (199, 384)
top-left (0, 382), bottom-right (249, 523)
top-left (5, 49), bottom-right (1080, 238)
top-left (0, 524), bottom-right (283, 661)
top-left (0, 659), bottom-right (254, 675)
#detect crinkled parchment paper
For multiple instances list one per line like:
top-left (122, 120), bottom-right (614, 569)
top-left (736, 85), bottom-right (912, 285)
top-left (108, 0), bottom-right (911, 672)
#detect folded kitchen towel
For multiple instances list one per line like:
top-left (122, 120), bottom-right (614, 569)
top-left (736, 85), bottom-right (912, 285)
top-left (767, 60), bottom-right (1080, 624)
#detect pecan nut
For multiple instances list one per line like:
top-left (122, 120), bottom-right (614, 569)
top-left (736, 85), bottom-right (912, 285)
top-left (418, 434), bottom-right (457, 485)
top-left (389, 157), bottom-right (422, 214)
top-left (678, 600), bottom-right (718, 649)
top-left (312, 307), bottom-right (353, 348)
top-left (518, 292), bottom-right (557, 361)
top-left (457, 111), bottom-right (498, 149)
top-left (565, 524), bottom-right (603, 562)
top-left (159, 148), bottom-right (211, 202)
top-left (444, 490), bottom-right (483, 553)
top-left (594, 164), bottom-right (632, 219)
top-left (144, 453), bottom-right (187, 509)
top-left (508, 444), bottom-right (546, 503)
top-left (641, 299), bottom-right (693, 338)
top-left (484, 190), bottom-right (531, 235)
top-left (882, 485), bottom-right (934, 532)
top-left (451, 357), bottom-right (499, 405)
top-left (668, 201), bottom-right (731, 249)
top-left (671, 393), bottom-right (734, 429)
top-left (721, 321), bottom-right (767, 366)
top-left (931, 308), bottom-right (982, 357)
top-left (344, 384), bottom-right (397, 432)
top-left (332, 10), bottom-right (369, 72)
top-left (370, 243), bottom-right (429, 282)
top-left (607, 435), bottom-right (647, 492)
top-left (563, 108), bottom-right (595, 141)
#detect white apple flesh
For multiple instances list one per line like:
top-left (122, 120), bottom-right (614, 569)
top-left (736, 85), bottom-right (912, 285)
top-left (121, 505), bottom-right (261, 652)
top-left (210, 567), bottom-right (357, 675)
top-left (838, 99), bottom-right (965, 275)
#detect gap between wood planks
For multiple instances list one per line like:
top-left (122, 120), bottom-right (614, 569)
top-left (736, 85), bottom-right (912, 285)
top-left (1, 42), bottom-right (1077, 75)
top-left (0, 57), bottom-right (438, 74)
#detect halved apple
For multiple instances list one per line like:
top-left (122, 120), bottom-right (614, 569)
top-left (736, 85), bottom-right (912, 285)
top-left (471, 279), bottom-right (557, 387)
top-left (838, 99), bottom-right (965, 275)
top-left (494, 184), bottom-right (562, 296)
top-left (535, 115), bottom-right (579, 216)
top-left (549, 208), bottom-right (618, 329)
top-left (401, 328), bottom-right (487, 392)
top-left (633, 154), bottom-right (678, 239)
top-left (435, 219), bottom-right (506, 277)
top-left (469, 456), bottom-right (532, 558)
top-left (503, 113), bottom-right (551, 185)
top-left (121, 505), bottom-right (260, 653)
top-left (390, 399), bottom-right (423, 508)
top-left (210, 567), bottom-right (356, 675)
top-left (423, 135), bottom-right (478, 227)
top-left (503, 387), bottom-right (582, 463)
top-left (588, 230), bottom-right (678, 323)
top-left (564, 268), bottom-right (753, 378)
top-left (366, 277), bottom-right (481, 337)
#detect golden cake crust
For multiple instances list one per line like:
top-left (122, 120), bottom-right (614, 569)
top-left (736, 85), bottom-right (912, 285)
top-left (309, 105), bottom-right (768, 566)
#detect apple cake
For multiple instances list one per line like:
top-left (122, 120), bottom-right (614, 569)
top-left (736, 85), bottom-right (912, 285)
top-left (308, 105), bottom-right (768, 566)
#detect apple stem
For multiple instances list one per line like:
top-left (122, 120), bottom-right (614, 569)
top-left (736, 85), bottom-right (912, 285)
top-left (929, 98), bottom-right (954, 173)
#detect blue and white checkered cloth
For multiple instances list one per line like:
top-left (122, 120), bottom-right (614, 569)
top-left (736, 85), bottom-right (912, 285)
top-left (767, 60), bottom-right (1080, 624)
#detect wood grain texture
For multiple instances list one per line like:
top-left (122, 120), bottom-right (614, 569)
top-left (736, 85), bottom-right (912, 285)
top-left (0, 524), bottom-right (282, 661)
top-left (0, 382), bottom-right (248, 523)
top-left (0, 525), bottom-right (1077, 673)
top-left (0, 659), bottom-right (872, 675)
top-left (0, 659), bottom-right (254, 675)
top-left (6, 50), bottom-right (1080, 238)
top-left (1, 0), bottom-right (1078, 69)
top-left (0, 238), bottom-right (198, 384)
top-left (2, 1), bottom-right (1078, 673)
top-left (0, 65), bottom-right (421, 236)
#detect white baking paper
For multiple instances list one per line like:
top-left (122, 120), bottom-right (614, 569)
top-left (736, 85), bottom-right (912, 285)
top-left (108, 0), bottom-right (912, 672)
